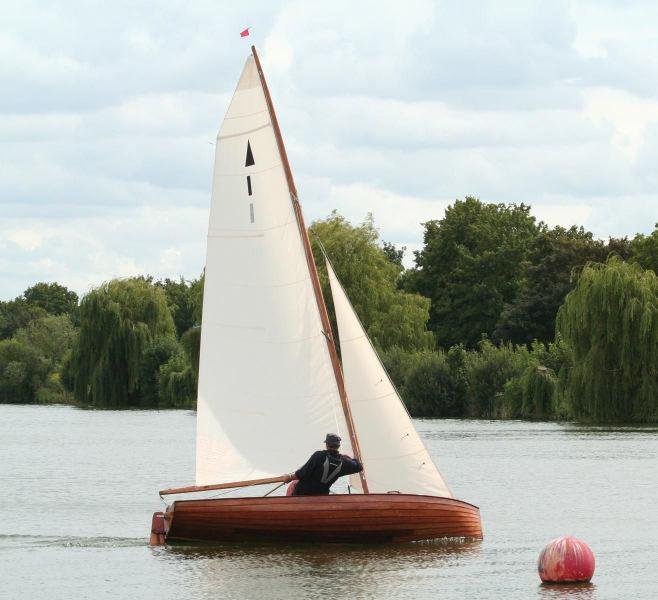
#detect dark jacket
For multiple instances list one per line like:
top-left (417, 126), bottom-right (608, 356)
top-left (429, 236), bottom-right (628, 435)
top-left (293, 450), bottom-right (363, 496)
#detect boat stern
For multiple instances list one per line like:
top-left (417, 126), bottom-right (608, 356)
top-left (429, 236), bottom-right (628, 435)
top-left (149, 511), bottom-right (166, 545)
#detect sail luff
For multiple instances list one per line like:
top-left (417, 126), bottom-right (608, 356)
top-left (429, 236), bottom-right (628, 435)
top-left (250, 46), bottom-right (369, 493)
top-left (250, 46), bottom-right (298, 201)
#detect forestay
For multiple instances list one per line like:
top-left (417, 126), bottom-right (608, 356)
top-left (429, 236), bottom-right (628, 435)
top-left (327, 261), bottom-right (452, 497)
top-left (196, 55), bottom-right (353, 486)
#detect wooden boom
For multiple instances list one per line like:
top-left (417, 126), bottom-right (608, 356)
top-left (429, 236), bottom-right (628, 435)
top-left (160, 475), bottom-right (287, 496)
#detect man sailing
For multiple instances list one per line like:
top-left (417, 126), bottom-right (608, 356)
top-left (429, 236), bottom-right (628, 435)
top-left (283, 434), bottom-right (363, 496)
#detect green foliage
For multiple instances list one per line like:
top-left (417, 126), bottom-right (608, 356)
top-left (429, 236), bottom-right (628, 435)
top-left (14, 314), bottom-right (76, 367)
top-left (631, 224), bottom-right (658, 274)
top-left (310, 212), bottom-right (434, 352)
top-left (494, 226), bottom-right (610, 345)
top-left (155, 276), bottom-right (203, 338)
top-left (23, 282), bottom-right (78, 317)
top-left (380, 340), bottom-right (565, 419)
top-left (501, 360), bottom-right (557, 419)
top-left (496, 340), bottom-right (567, 419)
top-left (381, 241), bottom-right (406, 267)
top-left (72, 278), bottom-right (175, 407)
top-left (521, 364), bottom-right (556, 418)
top-left (446, 344), bottom-right (469, 406)
top-left (158, 350), bottom-right (197, 407)
top-left (381, 345), bottom-right (468, 417)
top-left (500, 377), bottom-right (523, 419)
top-left (36, 372), bottom-right (73, 404)
top-left (60, 349), bottom-right (76, 394)
top-left (157, 324), bottom-right (201, 407)
top-left (0, 338), bottom-right (49, 403)
top-left (190, 274), bottom-right (204, 325)
top-left (0, 315), bottom-right (76, 404)
top-left (1, 282), bottom-right (78, 340)
top-left (465, 339), bottom-right (530, 418)
top-left (556, 257), bottom-right (658, 422)
top-left (405, 349), bottom-right (468, 417)
top-left (138, 336), bottom-right (179, 406)
top-left (0, 299), bottom-right (47, 340)
top-left (606, 236), bottom-right (633, 261)
top-left (0, 275), bottom-right (197, 408)
top-left (405, 197), bottom-right (540, 348)
top-left (402, 352), bottom-right (454, 417)
top-left (181, 326), bottom-right (201, 378)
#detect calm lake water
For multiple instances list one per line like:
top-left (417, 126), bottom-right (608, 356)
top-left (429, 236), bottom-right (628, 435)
top-left (1, 405), bottom-right (657, 599)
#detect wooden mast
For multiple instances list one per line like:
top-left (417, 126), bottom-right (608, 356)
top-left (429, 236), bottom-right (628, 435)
top-left (251, 45), bottom-right (369, 494)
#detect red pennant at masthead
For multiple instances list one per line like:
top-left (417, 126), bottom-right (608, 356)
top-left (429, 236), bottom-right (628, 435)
top-left (240, 28), bottom-right (250, 38)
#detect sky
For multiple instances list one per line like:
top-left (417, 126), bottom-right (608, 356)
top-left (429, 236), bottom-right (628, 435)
top-left (2, 0), bottom-right (658, 300)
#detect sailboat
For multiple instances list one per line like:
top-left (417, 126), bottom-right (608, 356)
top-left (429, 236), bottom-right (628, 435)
top-left (150, 46), bottom-right (482, 544)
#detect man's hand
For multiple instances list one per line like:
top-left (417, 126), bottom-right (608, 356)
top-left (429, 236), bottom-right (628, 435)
top-left (283, 473), bottom-right (297, 483)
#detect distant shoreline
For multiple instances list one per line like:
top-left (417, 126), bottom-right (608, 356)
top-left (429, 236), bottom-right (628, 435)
top-left (3, 401), bottom-right (657, 426)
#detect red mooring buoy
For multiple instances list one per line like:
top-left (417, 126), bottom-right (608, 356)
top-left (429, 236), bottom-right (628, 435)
top-left (538, 536), bottom-right (595, 583)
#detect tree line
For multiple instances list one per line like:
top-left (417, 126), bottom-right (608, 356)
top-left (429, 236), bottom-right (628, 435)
top-left (0, 278), bottom-right (202, 408)
top-left (2, 197), bottom-right (657, 422)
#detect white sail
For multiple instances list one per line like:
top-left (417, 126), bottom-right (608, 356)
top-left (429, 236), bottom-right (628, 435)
top-left (327, 260), bottom-right (453, 497)
top-left (195, 54), bottom-right (353, 486)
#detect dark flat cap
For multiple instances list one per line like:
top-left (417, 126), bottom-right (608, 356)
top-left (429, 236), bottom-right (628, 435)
top-left (324, 433), bottom-right (342, 445)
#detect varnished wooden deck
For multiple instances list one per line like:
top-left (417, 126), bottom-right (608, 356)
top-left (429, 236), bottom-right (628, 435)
top-left (164, 494), bottom-right (482, 544)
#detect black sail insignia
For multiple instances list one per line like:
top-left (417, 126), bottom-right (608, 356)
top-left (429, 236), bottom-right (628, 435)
top-left (246, 141), bottom-right (254, 223)
top-left (245, 140), bottom-right (255, 167)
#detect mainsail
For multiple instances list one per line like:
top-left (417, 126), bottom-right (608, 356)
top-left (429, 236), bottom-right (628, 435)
top-left (327, 260), bottom-right (453, 497)
top-left (195, 54), bottom-right (354, 485)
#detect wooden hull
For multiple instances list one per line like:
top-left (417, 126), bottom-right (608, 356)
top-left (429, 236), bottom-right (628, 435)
top-left (163, 494), bottom-right (482, 544)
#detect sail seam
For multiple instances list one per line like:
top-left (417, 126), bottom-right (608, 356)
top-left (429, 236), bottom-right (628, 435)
top-left (224, 108), bottom-right (269, 120)
top-left (208, 233), bottom-right (265, 239)
top-left (233, 390), bottom-right (340, 401)
top-left (206, 276), bottom-right (310, 289)
top-left (211, 322), bottom-right (265, 331)
top-left (216, 163), bottom-right (282, 177)
top-left (363, 448), bottom-right (428, 461)
top-left (340, 334), bottom-right (368, 343)
top-left (260, 332), bottom-right (326, 345)
top-left (208, 216), bottom-right (296, 236)
top-left (207, 326), bottom-right (326, 345)
top-left (350, 391), bottom-right (397, 403)
top-left (218, 123), bottom-right (272, 140)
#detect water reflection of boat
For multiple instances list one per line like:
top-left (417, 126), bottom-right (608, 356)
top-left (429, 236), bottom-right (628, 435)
top-left (160, 539), bottom-right (482, 598)
top-left (152, 46), bottom-right (482, 544)
top-left (162, 538), bottom-right (482, 564)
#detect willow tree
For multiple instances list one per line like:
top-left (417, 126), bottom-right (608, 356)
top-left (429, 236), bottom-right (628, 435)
top-left (556, 258), bottom-right (658, 422)
top-left (72, 278), bottom-right (175, 407)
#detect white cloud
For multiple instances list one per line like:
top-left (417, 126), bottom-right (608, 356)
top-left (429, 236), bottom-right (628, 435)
top-left (8, 229), bottom-right (43, 251)
top-left (0, 205), bottom-right (207, 298)
top-left (584, 88), bottom-right (658, 160)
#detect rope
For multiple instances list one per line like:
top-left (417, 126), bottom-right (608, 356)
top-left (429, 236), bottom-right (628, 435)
top-left (263, 482), bottom-right (286, 497)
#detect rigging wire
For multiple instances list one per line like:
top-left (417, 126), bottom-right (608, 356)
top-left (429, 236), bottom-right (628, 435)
top-left (263, 482), bottom-right (286, 497)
